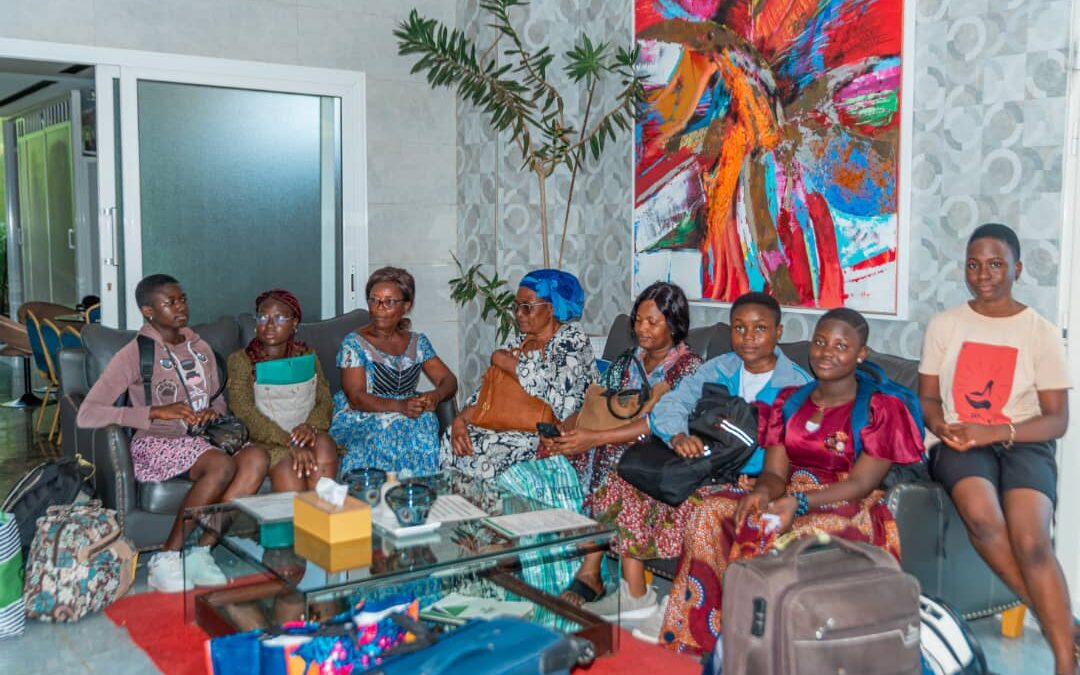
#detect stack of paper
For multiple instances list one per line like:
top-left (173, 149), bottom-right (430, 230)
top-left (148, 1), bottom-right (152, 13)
top-left (420, 593), bottom-right (534, 626)
top-left (483, 509), bottom-right (598, 538)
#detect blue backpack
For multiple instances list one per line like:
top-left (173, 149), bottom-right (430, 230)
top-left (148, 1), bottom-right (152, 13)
top-left (781, 361), bottom-right (928, 466)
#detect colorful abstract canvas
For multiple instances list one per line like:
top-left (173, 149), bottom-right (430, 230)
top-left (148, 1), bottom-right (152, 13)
top-left (633, 0), bottom-right (909, 315)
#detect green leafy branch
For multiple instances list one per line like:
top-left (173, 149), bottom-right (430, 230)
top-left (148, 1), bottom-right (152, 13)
top-left (395, 0), bottom-right (643, 268)
top-left (449, 254), bottom-right (517, 343)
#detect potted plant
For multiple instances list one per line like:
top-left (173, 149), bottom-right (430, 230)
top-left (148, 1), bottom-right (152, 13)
top-left (394, 0), bottom-right (641, 340)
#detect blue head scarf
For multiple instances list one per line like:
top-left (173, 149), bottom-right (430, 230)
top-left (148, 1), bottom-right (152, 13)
top-left (519, 269), bottom-right (584, 322)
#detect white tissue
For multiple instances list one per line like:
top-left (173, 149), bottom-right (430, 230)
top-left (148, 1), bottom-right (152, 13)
top-left (315, 477), bottom-right (348, 508)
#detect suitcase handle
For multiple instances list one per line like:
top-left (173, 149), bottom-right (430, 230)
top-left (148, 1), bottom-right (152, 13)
top-left (782, 532), bottom-right (892, 570)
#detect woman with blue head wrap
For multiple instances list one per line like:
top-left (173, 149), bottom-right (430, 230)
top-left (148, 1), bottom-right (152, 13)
top-left (440, 269), bottom-right (598, 481)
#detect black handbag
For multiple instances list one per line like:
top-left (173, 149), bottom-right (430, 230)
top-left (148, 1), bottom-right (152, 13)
top-left (165, 345), bottom-right (250, 455)
top-left (616, 383), bottom-right (758, 506)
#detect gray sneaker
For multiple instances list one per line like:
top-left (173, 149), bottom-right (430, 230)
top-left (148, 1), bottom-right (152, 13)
top-left (631, 594), bottom-right (669, 644)
top-left (582, 579), bottom-right (657, 621)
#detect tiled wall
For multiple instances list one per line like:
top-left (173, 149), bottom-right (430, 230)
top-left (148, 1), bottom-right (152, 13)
top-left (457, 0), bottom-right (1074, 391)
top-left (0, 0), bottom-right (462, 373)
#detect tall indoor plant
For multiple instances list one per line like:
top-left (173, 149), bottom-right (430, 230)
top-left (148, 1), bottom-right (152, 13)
top-left (394, 0), bottom-right (641, 340)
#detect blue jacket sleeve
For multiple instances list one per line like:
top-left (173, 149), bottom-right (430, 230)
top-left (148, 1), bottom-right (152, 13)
top-left (647, 360), bottom-right (717, 445)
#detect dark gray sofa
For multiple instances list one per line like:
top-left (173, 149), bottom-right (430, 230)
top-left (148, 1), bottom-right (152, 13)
top-left (602, 315), bottom-right (1017, 620)
top-left (58, 309), bottom-right (457, 551)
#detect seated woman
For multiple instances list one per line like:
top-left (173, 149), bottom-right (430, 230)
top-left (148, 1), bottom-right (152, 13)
top-left (660, 308), bottom-right (924, 655)
top-left (571, 292), bottom-right (812, 641)
top-left (331, 267), bottom-right (457, 477)
top-left (227, 289), bottom-right (338, 491)
top-left (543, 282), bottom-right (701, 607)
top-left (920, 223), bottom-right (1074, 674)
top-left (442, 269), bottom-right (596, 480)
top-left (77, 274), bottom-right (268, 593)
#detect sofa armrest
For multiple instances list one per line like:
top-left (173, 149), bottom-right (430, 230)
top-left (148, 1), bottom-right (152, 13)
top-left (87, 425), bottom-right (138, 524)
top-left (60, 392), bottom-right (86, 460)
top-left (59, 348), bottom-right (89, 395)
top-left (436, 398), bottom-right (459, 437)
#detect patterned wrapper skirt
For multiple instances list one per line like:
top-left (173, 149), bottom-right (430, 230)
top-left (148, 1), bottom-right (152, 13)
top-left (660, 472), bottom-right (901, 655)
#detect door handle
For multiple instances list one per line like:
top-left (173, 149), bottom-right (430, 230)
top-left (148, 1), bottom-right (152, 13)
top-left (68, 228), bottom-right (75, 249)
top-left (104, 206), bottom-right (118, 266)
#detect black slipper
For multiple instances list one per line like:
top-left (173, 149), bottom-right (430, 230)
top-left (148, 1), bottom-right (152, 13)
top-left (562, 577), bottom-right (604, 605)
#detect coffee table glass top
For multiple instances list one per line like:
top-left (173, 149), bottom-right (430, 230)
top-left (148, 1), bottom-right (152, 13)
top-left (186, 472), bottom-right (614, 598)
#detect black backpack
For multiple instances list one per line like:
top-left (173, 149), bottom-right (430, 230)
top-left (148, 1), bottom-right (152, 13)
top-left (616, 383), bottom-right (759, 506)
top-left (0, 457), bottom-right (94, 552)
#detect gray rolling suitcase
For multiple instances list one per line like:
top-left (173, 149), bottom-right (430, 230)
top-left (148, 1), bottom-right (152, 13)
top-left (722, 534), bottom-right (922, 675)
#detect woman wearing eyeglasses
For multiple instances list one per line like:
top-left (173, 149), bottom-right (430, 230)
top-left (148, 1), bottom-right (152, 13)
top-left (330, 267), bottom-right (458, 477)
top-left (441, 269), bottom-right (598, 481)
top-left (226, 289), bottom-right (337, 492)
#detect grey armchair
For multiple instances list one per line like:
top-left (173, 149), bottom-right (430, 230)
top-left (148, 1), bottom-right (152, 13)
top-left (58, 309), bottom-right (458, 551)
top-left (602, 314), bottom-right (1017, 619)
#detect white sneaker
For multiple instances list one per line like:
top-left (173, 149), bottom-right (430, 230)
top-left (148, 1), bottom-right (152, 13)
top-left (582, 579), bottom-right (658, 621)
top-left (631, 595), bottom-right (669, 644)
top-left (185, 546), bottom-right (228, 587)
top-left (148, 551), bottom-right (192, 593)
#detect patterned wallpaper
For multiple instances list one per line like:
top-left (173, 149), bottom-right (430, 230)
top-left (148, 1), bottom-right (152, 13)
top-left (456, 0), bottom-right (1072, 388)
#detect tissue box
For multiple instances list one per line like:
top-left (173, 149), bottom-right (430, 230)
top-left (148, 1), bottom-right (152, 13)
top-left (293, 529), bottom-right (372, 572)
top-left (293, 491), bottom-right (371, 543)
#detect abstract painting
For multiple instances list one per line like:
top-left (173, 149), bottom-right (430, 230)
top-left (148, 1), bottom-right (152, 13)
top-left (633, 0), bottom-right (909, 315)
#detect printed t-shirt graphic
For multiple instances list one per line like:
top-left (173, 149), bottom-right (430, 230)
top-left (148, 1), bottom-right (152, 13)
top-left (952, 341), bottom-right (1017, 425)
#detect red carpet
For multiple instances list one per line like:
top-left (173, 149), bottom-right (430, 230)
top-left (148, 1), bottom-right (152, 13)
top-left (106, 591), bottom-right (209, 675)
top-left (107, 591), bottom-right (701, 675)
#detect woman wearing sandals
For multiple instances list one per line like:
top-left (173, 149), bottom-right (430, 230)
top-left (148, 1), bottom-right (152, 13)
top-left (919, 223), bottom-right (1075, 674)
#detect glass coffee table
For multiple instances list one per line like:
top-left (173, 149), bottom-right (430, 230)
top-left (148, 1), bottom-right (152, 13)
top-left (183, 472), bottom-right (620, 655)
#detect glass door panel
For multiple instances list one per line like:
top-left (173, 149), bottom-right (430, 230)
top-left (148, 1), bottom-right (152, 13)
top-left (44, 123), bottom-right (77, 306)
top-left (127, 79), bottom-right (341, 326)
top-left (17, 132), bottom-right (50, 304)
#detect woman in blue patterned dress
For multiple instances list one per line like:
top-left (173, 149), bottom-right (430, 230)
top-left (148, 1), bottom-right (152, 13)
top-left (331, 267), bottom-right (458, 477)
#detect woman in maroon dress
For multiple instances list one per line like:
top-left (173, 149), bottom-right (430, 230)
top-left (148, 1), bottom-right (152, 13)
top-left (660, 308), bottom-right (925, 655)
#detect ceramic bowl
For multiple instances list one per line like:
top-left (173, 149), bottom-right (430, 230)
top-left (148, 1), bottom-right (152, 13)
top-left (384, 480), bottom-right (436, 527)
top-left (343, 467), bottom-right (388, 507)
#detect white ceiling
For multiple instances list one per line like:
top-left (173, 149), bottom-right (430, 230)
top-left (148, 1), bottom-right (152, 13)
top-left (0, 58), bottom-right (93, 120)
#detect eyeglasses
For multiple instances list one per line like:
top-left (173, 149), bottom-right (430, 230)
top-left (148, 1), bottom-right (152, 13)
top-left (510, 300), bottom-right (551, 315)
top-left (368, 297), bottom-right (405, 310)
top-left (255, 314), bottom-right (294, 326)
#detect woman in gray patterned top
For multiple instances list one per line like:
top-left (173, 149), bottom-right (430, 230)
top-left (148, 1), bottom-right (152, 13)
top-left (441, 269), bottom-right (598, 480)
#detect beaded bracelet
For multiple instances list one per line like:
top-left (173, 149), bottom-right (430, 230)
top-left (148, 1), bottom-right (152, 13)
top-left (1004, 422), bottom-right (1016, 449)
top-left (792, 491), bottom-right (810, 517)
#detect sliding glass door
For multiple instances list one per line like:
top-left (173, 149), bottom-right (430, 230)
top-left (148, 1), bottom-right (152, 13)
top-left (96, 65), bottom-right (366, 328)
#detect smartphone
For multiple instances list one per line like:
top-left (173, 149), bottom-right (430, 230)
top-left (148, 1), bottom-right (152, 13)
top-left (536, 422), bottom-right (562, 438)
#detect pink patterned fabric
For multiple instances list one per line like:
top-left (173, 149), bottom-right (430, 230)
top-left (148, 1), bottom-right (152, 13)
top-left (130, 434), bottom-right (218, 482)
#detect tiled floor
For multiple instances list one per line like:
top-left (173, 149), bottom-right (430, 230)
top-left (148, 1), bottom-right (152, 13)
top-left (0, 359), bottom-right (1060, 672)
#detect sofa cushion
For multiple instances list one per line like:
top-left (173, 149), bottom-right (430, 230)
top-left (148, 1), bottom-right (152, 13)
top-left (295, 309), bottom-right (370, 393)
top-left (778, 341), bottom-right (918, 389)
top-left (603, 313), bottom-right (731, 362)
top-left (137, 479), bottom-right (193, 515)
top-left (81, 317), bottom-right (241, 387)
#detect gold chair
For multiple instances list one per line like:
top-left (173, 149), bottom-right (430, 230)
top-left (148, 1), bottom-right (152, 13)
top-left (25, 312), bottom-right (62, 438)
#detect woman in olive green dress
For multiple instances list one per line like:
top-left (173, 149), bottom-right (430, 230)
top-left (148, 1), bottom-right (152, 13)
top-left (227, 289), bottom-right (338, 491)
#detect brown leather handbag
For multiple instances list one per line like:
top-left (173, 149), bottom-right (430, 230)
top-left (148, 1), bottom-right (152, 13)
top-left (576, 352), bottom-right (669, 431)
top-left (471, 343), bottom-right (557, 433)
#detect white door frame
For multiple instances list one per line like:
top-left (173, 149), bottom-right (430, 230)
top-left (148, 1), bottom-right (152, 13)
top-left (0, 37), bottom-right (368, 327)
top-left (1054, 4), bottom-right (1080, 615)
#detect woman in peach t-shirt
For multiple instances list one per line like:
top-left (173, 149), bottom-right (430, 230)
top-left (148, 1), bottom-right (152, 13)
top-left (919, 223), bottom-right (1074, 674)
